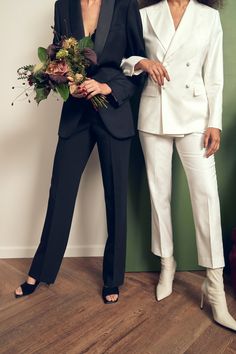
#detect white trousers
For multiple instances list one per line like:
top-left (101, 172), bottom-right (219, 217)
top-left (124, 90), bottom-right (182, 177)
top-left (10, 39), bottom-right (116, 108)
top-left (139, 131), bottom-right (225, 269)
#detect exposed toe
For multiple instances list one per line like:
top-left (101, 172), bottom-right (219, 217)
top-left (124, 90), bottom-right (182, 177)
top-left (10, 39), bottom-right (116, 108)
top-left (106, 294), bottom-right (118, 302)
top-left (15, 286), bottom-right (23, 296)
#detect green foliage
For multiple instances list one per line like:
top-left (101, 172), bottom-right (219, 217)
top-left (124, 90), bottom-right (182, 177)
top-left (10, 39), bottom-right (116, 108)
top-left (56, 83), bottom-right (69, 101)
top-left (35, 87), bottom-right (50, 104)
top-left (56, 49), bottom-right (69, 59)
top-left (15, 31), bottom-right (107, 108)
top-left (34, 72), bottom-right (47, 84)
top-left (78, 36), bottom-right (94, 50)
top-left (38, 47), bottom-right (49, 63)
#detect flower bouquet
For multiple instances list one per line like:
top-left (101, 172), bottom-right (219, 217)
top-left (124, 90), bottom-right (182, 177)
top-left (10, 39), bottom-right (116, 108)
top-left (13, 29), bottom-right (108, 109)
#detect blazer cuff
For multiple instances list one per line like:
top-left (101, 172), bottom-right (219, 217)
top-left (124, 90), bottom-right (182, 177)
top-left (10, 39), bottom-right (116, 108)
top-left (121, 56), bottom-right (145, 77)
top-left (107, 91), bottom-right (120, 108)
top-left (106, 82), bottom-right (124, 108)
top-left (207, 121), bottom-right (222, 131)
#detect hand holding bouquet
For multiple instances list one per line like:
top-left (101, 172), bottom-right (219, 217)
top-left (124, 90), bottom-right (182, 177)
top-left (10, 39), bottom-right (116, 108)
top-left (13, 30), bottom-right (108, 109)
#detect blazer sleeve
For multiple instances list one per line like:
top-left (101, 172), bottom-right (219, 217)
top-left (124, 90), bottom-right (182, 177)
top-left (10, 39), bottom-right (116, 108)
top-left (107, 0), bottom-right (146, 107)
top-left (203, 11), bottom-right (224, 130)
top-left (120, 56), bottom-right (145, 77)
top-left (53, 1), bottom-right (61, 45)
top-left (121, 9), bottom-right (146, 77)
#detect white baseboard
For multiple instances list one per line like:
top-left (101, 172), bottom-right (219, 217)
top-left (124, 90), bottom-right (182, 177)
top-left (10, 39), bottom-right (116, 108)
top-left (0, 245), bottom-right (105, 259)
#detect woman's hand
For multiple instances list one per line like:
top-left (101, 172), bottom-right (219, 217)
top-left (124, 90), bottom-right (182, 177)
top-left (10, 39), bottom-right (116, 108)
top-left (135, 58), bottom-right (170, 86)
top-left (69, 81), bottom-right (87, 98)
top-left (69, 78), bottom-right (112, 99)
top-left (204, 128), bottom-right (221, 158)
top-left (80, 79), bottom-right (112, 100)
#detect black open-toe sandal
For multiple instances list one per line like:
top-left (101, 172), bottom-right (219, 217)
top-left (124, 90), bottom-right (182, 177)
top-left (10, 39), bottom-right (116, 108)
top-left (15, 280), bottom-right (40, 298)
top-left (102, 286), bottom-right (119, 304)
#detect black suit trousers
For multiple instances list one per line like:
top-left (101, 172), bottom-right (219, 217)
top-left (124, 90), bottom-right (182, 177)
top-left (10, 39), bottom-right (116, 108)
top-left (28, 107), bottom-right (131, 287)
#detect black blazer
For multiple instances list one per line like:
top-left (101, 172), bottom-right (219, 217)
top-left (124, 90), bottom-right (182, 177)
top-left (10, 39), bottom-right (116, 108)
top-left (54, 0), bottom-right (145, 139)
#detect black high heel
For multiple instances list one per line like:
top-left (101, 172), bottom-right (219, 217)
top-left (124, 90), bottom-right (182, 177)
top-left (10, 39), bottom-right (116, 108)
top-left (15, 280), bottom-right (40, 298)
top-left (102, 286), bottom-right (119, 304)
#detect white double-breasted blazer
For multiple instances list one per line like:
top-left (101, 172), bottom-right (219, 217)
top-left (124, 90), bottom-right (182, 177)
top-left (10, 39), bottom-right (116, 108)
top-left (121, 0), bottom-right (223, 135)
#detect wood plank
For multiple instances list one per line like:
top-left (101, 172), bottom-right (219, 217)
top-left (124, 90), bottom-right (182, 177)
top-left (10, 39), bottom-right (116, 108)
top-left (0, 258), bottom-right (235, 354)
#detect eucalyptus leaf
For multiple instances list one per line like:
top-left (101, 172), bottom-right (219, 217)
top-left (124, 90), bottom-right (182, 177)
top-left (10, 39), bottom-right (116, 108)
top-left (56, 84), bottom-right (69, 101)
top-left (35, 87), bottom-right (50, 104)
top-left (38, 47), bottom-right (49, 63)
top-left (78, 36), bottom-right (94, 50)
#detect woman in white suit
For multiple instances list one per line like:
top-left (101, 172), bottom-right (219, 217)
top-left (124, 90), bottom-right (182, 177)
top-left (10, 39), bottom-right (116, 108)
top-left (122, 0), bottom-right (236, 331)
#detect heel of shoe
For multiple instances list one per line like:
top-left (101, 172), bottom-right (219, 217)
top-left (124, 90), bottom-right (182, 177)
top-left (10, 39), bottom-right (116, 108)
top-left (201, 270), bottom-right (236, 331)
top-left (200, 292), bottom-right (204, 309)
top-left (200, 279), bottom-right (208, 310)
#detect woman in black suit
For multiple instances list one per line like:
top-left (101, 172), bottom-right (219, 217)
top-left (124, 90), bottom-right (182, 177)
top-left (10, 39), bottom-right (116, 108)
top-left (15, 0), bottom-right (145, 303)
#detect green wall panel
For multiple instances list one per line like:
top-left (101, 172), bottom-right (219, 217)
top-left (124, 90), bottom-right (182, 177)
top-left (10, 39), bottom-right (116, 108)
top-left (126, 0), bottom-right (236, 272)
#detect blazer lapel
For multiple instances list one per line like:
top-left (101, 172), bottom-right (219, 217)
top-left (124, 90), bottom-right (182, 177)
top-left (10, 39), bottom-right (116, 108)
top-left (165, 0), bottom-right (196, 59)
top-left (94, 0), bottom-right (115, 59)
top-left (69, 0), bottom-right (85, 39)
top-left (146, 1), bottom-right (175, 54)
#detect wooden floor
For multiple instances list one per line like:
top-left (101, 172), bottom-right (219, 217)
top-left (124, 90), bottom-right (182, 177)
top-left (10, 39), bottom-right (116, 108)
top-left (0, 258), bottom-right (236, 354)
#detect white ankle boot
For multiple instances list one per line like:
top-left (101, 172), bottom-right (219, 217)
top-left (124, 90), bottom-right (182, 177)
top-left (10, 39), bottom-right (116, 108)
top-left (156, 256), bottom-right (176, 301)
top-left (201, 268), bottom-right (236, 331)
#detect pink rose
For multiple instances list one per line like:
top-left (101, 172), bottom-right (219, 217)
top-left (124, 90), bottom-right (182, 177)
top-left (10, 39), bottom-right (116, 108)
top-left (46, 60), bottom-right (69, 83)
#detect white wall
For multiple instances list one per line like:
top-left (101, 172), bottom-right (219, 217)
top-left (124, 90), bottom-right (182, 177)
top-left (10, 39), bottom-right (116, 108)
top-left (0, 1), bottom-right (107, 258)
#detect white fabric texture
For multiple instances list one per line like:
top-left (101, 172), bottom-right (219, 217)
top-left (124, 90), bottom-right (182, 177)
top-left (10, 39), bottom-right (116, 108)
top-left (139, 131), bottom-right (225, 269)
top-left (121, 0), bottom-right (224, 134)
top-left (121, 56), bottom-right (144, 76)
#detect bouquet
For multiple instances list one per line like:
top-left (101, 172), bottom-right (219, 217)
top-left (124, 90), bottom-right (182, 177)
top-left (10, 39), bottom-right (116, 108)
top-left (13, 29), bottom-right (108, 109)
